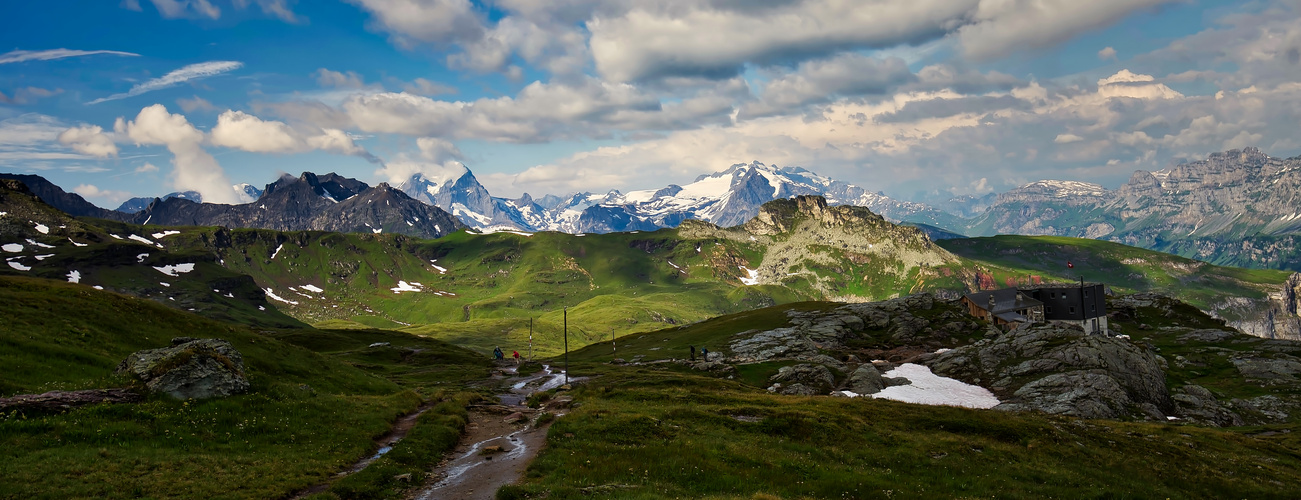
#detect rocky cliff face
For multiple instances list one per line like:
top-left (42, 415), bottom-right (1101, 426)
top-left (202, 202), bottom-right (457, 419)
top-left (1230, 273), bottom-right (1301, 341)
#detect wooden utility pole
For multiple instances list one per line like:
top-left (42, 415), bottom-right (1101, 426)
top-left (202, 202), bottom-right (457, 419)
top-left (528, 317), bottom-right (533, 361)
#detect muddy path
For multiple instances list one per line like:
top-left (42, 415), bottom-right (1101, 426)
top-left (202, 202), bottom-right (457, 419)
top-left (291, 401), bottom-right (437, 498)
top-left (414, 363), bottom-right (580, 500)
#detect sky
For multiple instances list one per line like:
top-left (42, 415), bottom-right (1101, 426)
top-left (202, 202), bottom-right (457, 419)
top-left (2, 0), bottom-right (1300, 208)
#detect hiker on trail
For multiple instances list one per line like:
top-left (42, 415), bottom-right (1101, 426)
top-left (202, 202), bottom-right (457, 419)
top-left (493, 347), bottom-right (503, 360)
top-left (513, 350), bottom-right (521, 365)
top-left (700, 347), bottom-right (709, 362)
top-left (690, 345), bottom-right (696, 361)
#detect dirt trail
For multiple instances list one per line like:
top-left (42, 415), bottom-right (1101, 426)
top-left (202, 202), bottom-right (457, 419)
top-left (291, 401), bottom-right (436, 498)
top-left (414, 363), bottom-right (578, 500)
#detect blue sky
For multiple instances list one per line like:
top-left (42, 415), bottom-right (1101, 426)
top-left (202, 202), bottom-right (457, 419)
top-left (3, 0), bottom-right (1300, 207)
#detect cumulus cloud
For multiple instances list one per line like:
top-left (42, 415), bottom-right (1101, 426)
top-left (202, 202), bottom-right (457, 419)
top-left (1098, 46), bottom-right (1118, 61)
top-left (73, 184), bottom-right (133, 205)
top-left (589, 0), bottom-right (974, 82)
top-left (330, 77), bottom-right (735, 142)
top-left (135, 162), bottom-right (160, 173)
top-left (0, 48), bottom-right (140, 64)
top-left (743, 54), bottom-right (916, 118)
top-left (345, 0), bottom-right (485, 46)
top-left (209, 109), bottom-right (378, 161)
top-left (375, 137), bottom-right (467, 185)
top-left (955, 0), bottom-right (1175, 60)
top-left (89, 61), bottom-right (244, 104)
top-left (57, 125), bottom-right (119, 158)
top-left (121, 104), bottom-right (238, 204)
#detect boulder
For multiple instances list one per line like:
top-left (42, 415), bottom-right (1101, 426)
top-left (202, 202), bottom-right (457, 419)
top-left (847, 364), bottom-right (885, 395)
top-left (768, 364), bottom-right (834, 395)
top-left (927, 323), bottom-right (1172, 420)
top-left (117, 338), bottom-right (250, 400)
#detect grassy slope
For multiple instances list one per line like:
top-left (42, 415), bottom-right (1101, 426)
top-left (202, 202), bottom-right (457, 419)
top-left (503, 294), bottom-right (1301, 499)
top-left (0, 275), bottom-right (490, 499)
top-left (939, 235), bottom-right (1291, 318)
top-left (505, 366), bottom-right (1301, 500)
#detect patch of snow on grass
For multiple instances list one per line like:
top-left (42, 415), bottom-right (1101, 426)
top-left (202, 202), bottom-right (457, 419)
top-left (136, 253), bottom-right (149, 263)
top-left (8, 261), bottom-right (31, 271)
top-left (26, 239), bottom-right (54, 249)
top-left (372, 228), bottom-right (382, 234)
top-left (67, 270), bottom-right (80, 283)
top-left (300, 284), bottom-right (324, 293)
top-left (870, 363), bottom-right (999, 409)
top-left (390, 280), bottom-right (423, 293)
top-left (129, 234), bottom-right (162, 248)
top-left (93, 285), bottom-right (103, 290)
top-left (69, 239), bottom-right (87, 247)
top-left (34, 254), bottom-right (54, 260)
top-left (271, 244), bottom-right (284, 259)
top-left (33, 222), bottom-right (49, 234)
top-left (109, 234), bottom-right (123, 239)
top-left (159, 282), bottom-right (171, 287)
top-left (738, 266), bottom-right (760, 285)
top-left (2, 243), bottom-right (22, 252)
top-left (264, 289), bottom-right (298, 305)
top-left (430, 260), bottom-right (447, 273)
top-left (153, 263), bottom-right (195, 276)
top-left (668, 260), bottom-right (680, 269)
top-left (151, 231), bottom-right (180, 239)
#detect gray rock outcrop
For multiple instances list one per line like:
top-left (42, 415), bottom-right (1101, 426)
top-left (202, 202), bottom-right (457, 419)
top-left (767, 364), bottom-right (835, 395)
top-left (729, 293), bottom-right (982, 363)
top-left (117, 337), bottom-right (250, 400)
top-left (927, 323), bottom-right (1172, 419)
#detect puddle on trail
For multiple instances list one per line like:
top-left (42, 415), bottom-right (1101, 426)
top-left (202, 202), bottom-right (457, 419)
top-left (416, 364), bottom-right (578, 500)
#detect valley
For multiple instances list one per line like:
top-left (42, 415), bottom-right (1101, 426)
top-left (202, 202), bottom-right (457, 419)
top-left (4, 170), bottom-right (1301, 499)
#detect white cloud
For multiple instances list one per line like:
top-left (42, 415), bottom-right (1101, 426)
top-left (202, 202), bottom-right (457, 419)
top-left (135, 163), bottom-right (160, 173)
top-left (744, 54), bottom-right (916, 118)
top-left (0, 48), bottom-right (140, 64)
top-left (176, 95), bottom-right (217, 113)
top-left (122, 104), bottom-right (239, 204)
top-left (232, 0), bottom-right (301, 23)
top-left (57, 125), bottom-right (119, 158)
top-left (345, 0), bottom-right (485, 46)
top-left (1054, 133), bottom-right (1084, 144)
top-left (955, 0), bottom-right (1175, 60)
top-left (589, 0), bottom-right (977, 82)
top-left (73, 184), bottom-right (133, 204)
top-left (1098, 46), bottom-right (1118, 61)
top-left (145, 0), bottom-right (221, 19)
top-left (401, 78), bottom-right (457, 96)
top-left (89, 61), bottom-right (244, 104)
top-left (210, 110), bottom-right (301, 153)
top-left (210, 110), bottom-right (376, 160)
top-left (375, 137), bottom-right (467, 185)
top-left (0, 87), bottom-right (63, 105)
top-left (314, 68), bottom-right (366, 89)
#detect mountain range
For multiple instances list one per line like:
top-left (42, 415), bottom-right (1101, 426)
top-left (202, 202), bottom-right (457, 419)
top-left (940, 147), bottom-right (1301, 270)
top-left (7, 146), bottom-right (1301, 272)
